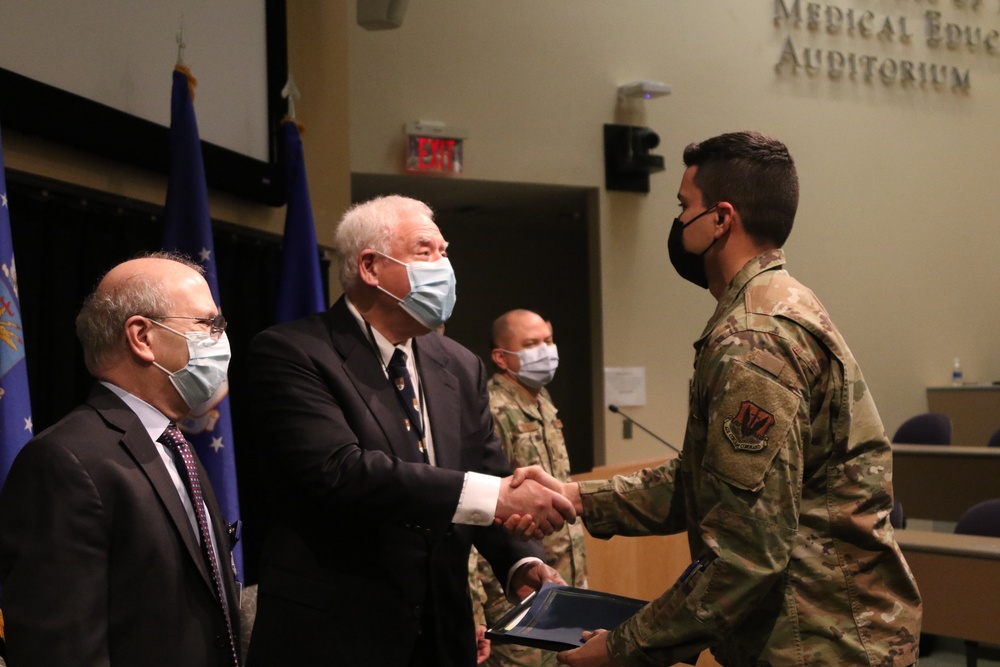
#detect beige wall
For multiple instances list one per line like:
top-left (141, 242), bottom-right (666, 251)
top-left (285, 2), bottom-right (352, 256)
top-left (348, 0), bottom-right (1000, 462)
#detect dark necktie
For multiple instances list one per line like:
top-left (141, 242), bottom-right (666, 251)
top-left (387, 348), bottom-right (429, 463)
top-left (158, 424), bottom-right (240, 667)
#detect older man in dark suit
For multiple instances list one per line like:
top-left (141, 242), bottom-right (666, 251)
top-left (245, 195), bottom-right (574, 667)
top-left (0, 253), bottom-right (241, 666)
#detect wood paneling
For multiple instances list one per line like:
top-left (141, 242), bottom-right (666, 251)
top-left (574, 459), bottom-right (720, 667)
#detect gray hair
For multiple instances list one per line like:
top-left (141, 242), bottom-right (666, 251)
top-left (75, 251), bottom-right (203, 376)
top-left (334, 195), bottom-right (434, 291)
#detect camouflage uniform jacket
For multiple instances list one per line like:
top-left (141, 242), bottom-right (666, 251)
top-left (471, 373), bottom-right (589, 666)
top-left (580, 250), bottom-right (921, 667)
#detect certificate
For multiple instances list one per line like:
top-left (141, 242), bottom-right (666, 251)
top-left (486, 582), bottom-right (647, 652)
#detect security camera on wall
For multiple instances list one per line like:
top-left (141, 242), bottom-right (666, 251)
top-left (357, 0), bottom-right (409, 30)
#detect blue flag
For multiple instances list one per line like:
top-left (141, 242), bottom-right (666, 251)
top-left (276, 120), bottom-right (326, 323)
top-left (162, 66), bottom-right (243, 580)
top-left (0, 126), bottom-right (32, 490)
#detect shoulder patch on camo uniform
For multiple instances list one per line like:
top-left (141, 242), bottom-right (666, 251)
top-left (723, 400), bottom-right (776, 452)
top-left (703, 359), bottom-right (799, 491)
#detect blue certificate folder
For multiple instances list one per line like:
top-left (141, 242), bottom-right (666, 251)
top-left (486, 582), bottom-right (647, 652)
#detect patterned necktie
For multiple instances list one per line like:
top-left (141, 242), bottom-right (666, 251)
top-left (158, 424), bottom-right (240, 667)
top-left (387, 348), bottom-right (428, 463)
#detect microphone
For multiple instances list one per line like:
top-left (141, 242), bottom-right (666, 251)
top-left (608, 405), bottom-right (682, 456)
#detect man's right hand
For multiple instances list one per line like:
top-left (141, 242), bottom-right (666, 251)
top-left (512, 466), bottom-right (583, 513)
top-left (496, 476), bottom-right (576, 540)
top-left (498, 466), bottom-right (585, 539)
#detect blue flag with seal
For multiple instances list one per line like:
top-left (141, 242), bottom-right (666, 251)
top-left (0, 125), bottom-right (33, 489)
top-left (276, 119), bottom-right (326, 324)
top-left (162, 65), bottom-right (243, 580)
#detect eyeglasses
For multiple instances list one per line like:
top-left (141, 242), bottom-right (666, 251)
top-left (148, 314), bottom-right (227, 340)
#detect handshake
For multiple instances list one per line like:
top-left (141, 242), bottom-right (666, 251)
top-left (494, 466), bottom-right (583, 540)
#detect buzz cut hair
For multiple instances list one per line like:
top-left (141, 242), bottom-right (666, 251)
top-left (683, 130), bottom-right (799, 248)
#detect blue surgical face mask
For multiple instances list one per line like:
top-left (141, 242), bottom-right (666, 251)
top-left (375, 252), bottom-right (458, 330)
top-left (501, 343), bottom-right (559, 388)
top-left (150, 320), bottom-right (232, 410)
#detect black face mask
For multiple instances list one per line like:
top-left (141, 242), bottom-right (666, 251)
top-left (667, 205), bottom-right (718, 289)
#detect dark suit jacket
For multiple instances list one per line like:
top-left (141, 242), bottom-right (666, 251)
top-left (245, 297), bottom-right (543, 667)
top-left (0, 384), bottom-right (241, 667)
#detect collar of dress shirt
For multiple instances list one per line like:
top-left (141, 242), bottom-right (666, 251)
top-left (345, 296), bottom-right (415, 371)
top-left (100, 381), bottom-right (171, 443)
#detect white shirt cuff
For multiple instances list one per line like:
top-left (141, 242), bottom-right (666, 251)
top-left (452, 471), bottom-right (501, 526)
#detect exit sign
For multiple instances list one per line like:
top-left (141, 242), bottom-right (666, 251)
top-left (405, 122), bottom-right (465, 174)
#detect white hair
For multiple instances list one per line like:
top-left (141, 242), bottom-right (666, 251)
top-left (334, 195), bottom-right (434, 291)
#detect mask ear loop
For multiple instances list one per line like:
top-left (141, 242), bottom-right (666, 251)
top-left (148, 317), bottom-right (189, 377)
top-left (494, 348), bottom-right (519, 381)
top-left (369, 251), bottom-right (408, 304)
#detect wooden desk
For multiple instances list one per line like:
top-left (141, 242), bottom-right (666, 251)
top-left (574, 458), bottom-right (721, 667)
top-left (896, 530), bottom-right (1000, 644)
top-left (892, 444), bottom-right (1000, 522)
top-left (926, 385), bottom-right (1000, 446)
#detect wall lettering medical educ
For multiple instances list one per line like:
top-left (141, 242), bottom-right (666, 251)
top-left (774, 0), bottom-right (1000, 91)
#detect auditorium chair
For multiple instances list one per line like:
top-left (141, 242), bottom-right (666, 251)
top-left (891, 412), bottom-right (952, 445)
top-left (954, 499), bottom-right (1000, 667)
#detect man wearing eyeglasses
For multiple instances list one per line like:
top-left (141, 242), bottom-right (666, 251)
top-left (0, 252), bottom-right (243, 667)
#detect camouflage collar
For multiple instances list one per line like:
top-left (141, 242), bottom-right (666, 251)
top-left (695, 248), bottom-right (786, 347)
top-left (492, 372), bottom-right (550, 417)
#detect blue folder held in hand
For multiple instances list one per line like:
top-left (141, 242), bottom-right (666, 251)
top-left (486, 582), bottom-right (647, 652)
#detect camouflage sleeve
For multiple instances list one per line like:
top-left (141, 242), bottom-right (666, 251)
top-left (578, 459), bottom-right (686, 538)
top-left (468, 547), bottom-right (487, 628)
top-left (489, 401), bottom-right (521, 463)
top-left (604, 332), bottom-right (807, 667)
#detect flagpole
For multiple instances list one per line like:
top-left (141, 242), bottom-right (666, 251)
top-left (275, 78), bottom-right (326, 324)
top-left (162, 63), bottom-right (243, 581)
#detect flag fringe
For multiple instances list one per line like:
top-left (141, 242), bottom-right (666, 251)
top-left (174, 64), bottom-right (197, 102)
top-left (282, 116), bottom-right (305, 135)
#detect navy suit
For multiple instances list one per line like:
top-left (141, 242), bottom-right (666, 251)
top-left (0, 385), bottom-right (241, 666)
top-left (245, 297), bottom-right (542, 667)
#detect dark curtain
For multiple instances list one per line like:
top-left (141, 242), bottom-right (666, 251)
top-left (7, 170), bottom-right (328, 584)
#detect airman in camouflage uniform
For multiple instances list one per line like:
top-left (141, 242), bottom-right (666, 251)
top-left (512, 132), bottom-right (921, 667)
top-left (471, 310), bottom-right (588, 667)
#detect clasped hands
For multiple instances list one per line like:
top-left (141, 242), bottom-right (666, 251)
top-left (495, 466), bottom-right (582, 540)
